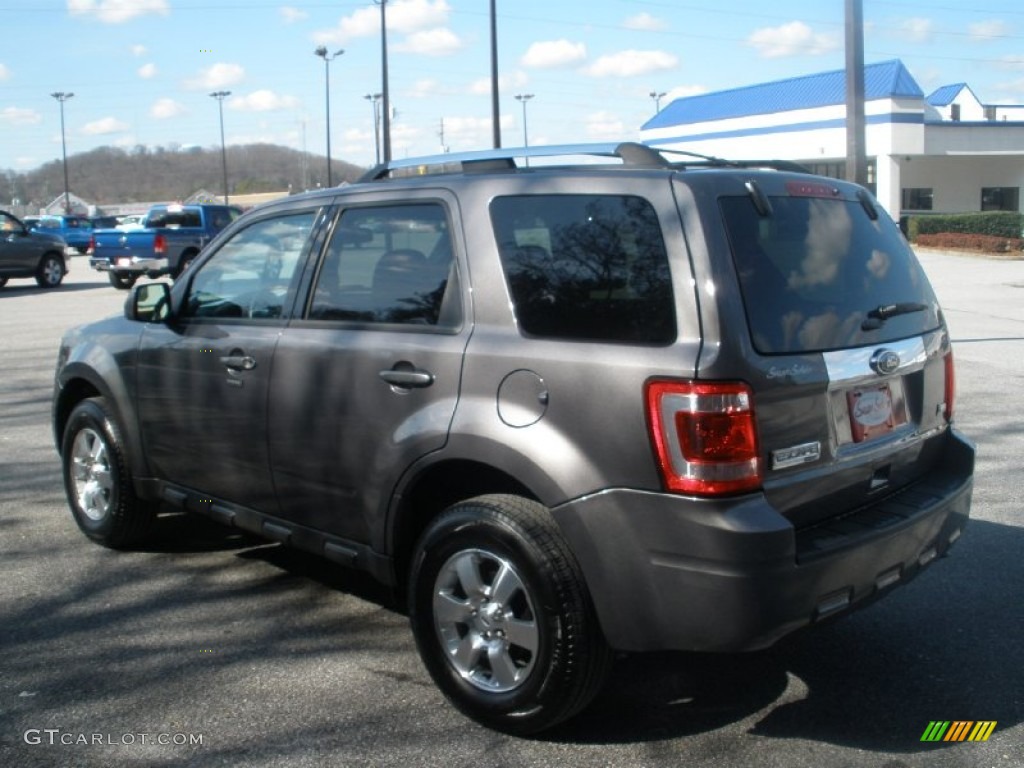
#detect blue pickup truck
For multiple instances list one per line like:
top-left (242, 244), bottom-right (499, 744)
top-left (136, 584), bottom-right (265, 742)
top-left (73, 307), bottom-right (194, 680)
top-left (89, 203), bottom-right (240, 289)
top-left (31, 215), bottom-right (94, 254)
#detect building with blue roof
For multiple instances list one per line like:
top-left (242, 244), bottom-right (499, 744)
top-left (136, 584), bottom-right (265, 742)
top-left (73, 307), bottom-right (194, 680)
top-left (640, 60), bottom-right (1024, 220)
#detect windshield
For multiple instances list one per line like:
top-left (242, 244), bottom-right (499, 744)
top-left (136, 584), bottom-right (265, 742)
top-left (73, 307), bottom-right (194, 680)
top-left (721, 195), bottom-right (941, 355)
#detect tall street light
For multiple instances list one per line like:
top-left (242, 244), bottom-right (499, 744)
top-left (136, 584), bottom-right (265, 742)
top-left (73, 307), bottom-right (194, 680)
top-left (314, 46), bottom-right (344, 186)
top-left (490, 0), bottom-right (500, 148)
top-left (50, 92), bottom-right (74, 214)
top-left (649, 90), bottom-right (667, 114)
top-left (209, 91), bottom-right (231, 205)
top-left (364, 93), bottom-right (382, 165)
top-left (377, 0), bottom-right (392, 163)
top-left (515, 93), bottom-right (534, 148)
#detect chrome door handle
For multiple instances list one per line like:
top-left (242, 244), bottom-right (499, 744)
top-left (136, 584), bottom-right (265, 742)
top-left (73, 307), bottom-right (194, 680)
top-left (220, 354), bottom-right (256, 371)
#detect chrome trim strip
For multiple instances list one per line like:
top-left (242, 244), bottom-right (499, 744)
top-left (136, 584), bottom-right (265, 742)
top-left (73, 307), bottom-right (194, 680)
top-left (823, 337), bottom-right (927, 384)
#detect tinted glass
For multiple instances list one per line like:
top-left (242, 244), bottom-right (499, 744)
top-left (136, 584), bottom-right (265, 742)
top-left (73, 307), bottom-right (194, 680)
top-left (721, 195), bottom-right (941, 355)
top-left (146, 209), bottom-right (202, 228)
top-left (491, 194), bottom-right (675, 344)
top-left (183, 210), bottom-right (316, 320)
top-left (309, 203), bottom-right (456, 326)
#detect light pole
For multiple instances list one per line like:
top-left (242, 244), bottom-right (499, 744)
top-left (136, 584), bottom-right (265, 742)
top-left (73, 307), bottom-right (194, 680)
top-left (50, 92), bottom-right (74, 214)
top-left (209, 91), bottom-right (231, 205)
top-left (515, 93), bottom-right (534, 148)
top-left (364, 93), bottom-right (382, 165)
top-left (377, 0), bottom-right (392, 163)
top-left (314, 46), bottom-right (344, 186)
top-left (649, 90), bottom-right (667, 114)
top-left (490, 0), bottom-right (500, 148)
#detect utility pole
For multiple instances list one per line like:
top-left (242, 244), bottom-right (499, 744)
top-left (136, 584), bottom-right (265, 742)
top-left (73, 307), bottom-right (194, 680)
top-left (845, 0), bottom-right (867, 185)
top-left (490, 0), bottom-right (500, 148)
top-left (377, 0), bottom-right (392, 163)
top-left (210, 91), bottom-right (231, 205)
top-left (51, 92), bottom-right (74, 214)
top-left (649, 90), bottom-right (667, 114)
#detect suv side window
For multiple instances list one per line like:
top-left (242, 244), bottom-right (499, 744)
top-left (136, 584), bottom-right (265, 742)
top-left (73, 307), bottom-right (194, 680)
top-left (491, 194), bottom-right (676, 344)
top-left (308, 203), bottom-right (457, 327)
top-left (182, 210), bottom-right (317, 320)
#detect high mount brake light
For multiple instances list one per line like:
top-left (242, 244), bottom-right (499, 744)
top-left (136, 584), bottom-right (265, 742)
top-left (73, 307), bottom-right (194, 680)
top-left (646, 380), bottom-right (762, 497)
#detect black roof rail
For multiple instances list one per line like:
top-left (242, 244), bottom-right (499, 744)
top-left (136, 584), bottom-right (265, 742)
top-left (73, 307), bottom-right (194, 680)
top-left (356, 143), bottom-right (812, 182)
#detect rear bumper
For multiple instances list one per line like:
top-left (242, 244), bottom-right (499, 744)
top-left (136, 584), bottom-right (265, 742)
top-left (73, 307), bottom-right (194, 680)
top-left (90, 255), bottom-right (167, 274)
top-left (551, 429), bottom-right (974, 653)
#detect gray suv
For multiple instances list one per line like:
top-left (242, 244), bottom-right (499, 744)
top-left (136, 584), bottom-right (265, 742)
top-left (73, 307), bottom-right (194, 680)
top-left (53, 143), bottom-right (974, 734)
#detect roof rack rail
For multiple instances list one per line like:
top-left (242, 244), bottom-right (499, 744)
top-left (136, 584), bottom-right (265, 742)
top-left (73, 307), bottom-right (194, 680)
top-left (356, 142), bottom-right (812, 182)
top-left (358, 141), bottom-right (669, 182)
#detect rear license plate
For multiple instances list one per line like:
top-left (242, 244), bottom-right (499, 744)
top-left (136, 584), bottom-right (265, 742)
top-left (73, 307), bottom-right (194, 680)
top-left (847, 384), bottom-right (901, 442)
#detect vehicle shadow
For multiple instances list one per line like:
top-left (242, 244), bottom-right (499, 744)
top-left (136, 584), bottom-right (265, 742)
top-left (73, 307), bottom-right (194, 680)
top-left (0, 282), bottom-right (110, 295)
top-left (546, 518), bottom-right (1022, 751)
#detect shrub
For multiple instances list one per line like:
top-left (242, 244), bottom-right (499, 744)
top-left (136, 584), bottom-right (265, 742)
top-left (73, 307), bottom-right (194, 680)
top-left (907, 211), bottom-right (1024, 241)
top-left (915, 232), bottom-right (1024, 253)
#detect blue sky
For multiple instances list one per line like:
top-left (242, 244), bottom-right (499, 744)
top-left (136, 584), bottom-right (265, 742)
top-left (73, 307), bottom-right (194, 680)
top-left (2, 0), bottom-right (1024, 177)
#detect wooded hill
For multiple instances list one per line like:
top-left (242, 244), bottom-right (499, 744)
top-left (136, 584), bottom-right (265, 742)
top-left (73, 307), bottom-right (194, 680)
top-left (3, 144), bottom-right (368, 210)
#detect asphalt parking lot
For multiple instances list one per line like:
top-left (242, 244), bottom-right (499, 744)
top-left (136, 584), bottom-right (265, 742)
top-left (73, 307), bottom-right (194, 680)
top-left (1, 252), bottom-right (1022, 768)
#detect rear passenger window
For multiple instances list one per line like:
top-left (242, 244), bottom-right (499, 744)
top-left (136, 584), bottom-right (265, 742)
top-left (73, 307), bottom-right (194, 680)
top-left (308, 203), bottom-right (457, 327)
top-left (491, 194), bottom-right (675, 344)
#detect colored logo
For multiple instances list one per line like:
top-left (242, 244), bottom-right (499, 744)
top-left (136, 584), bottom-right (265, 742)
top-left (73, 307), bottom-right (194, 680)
top-left (920, 721), bottom-right (997, 742)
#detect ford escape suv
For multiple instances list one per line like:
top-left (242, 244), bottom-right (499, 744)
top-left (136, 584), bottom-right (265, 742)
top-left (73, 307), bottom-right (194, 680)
top-left (53, 143), bottom-right (974, 734)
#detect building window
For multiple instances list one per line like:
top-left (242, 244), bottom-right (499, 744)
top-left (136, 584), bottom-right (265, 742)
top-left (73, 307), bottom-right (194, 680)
top-left (984, 105), bottom-right (997, 121)
top-left (901, 188), bottom-right (933, 211)
top-left (950, 104), bottom-right (961, 122)
top-left (981, 187), bottom-right (1020, 212)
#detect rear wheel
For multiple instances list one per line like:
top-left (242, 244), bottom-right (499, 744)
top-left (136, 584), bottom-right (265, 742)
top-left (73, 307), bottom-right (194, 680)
top-left (35, 254), bottom-right (64, 287)
top-left (175, 251), bottom-right (198, 279)
top-left (61, 397), bottom-right (156, 548)
top-left (0, 277), bottom-right (7, 288)
top-left (408, 494), bottom-right (611, 734)
top-left (108, 271), bottom-right (137, 290)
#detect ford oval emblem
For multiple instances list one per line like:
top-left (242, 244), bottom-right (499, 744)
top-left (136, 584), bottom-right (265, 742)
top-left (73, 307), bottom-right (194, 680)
top-left (870, 348), bottom-right (900, 376)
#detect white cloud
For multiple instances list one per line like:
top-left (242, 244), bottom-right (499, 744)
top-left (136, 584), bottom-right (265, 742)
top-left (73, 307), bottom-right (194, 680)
top-left (280, 6), bottom-right (308, 24)
top-left (1, 106), bottom-right (42, 125)
top-left (150, 98), bottom-right (187, 119)
top-left (623, 12), bottom-right (666, 32)
top-left (130, 44), bottom-right (146, 56)
top-left (520, 40), bottom-right (586, 69)
top-left (184, 62), bottom-right (245, 90)
top-left (998, 54), bottom-right (1024, 70)
top-left (67, 0), bottom-right (169, 24)
top-left (408, 78), bottom-right (444, 98)
top-left (82, 116), bottom-right (130, 135)
top-left (138, 62), bottom-right (157, 79)
top-left (898, 17), bottom-right (935, 43)
top-left (0, 63), bottom-right (9, 81)
top-left (747, 21), bottom-right (838, 58)
top-left (584, 50), bottom-right (678, 78)
top-left (969, 20), bottom-right (1009, 41)
top-left (393, 27), bottom-right (462, 56)
top-left (585, 110), bottom-right (626, 140)
top-left (314, 0), bottom-right (450, 44)
top-left (469, 71), bottom-right (527, 95)
top-left (229, 90), bottom-right (301, 112)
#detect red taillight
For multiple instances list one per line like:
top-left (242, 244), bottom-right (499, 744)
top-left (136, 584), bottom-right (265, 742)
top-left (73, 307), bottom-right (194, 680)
top-left (646, 380), bottom-right (762, 496)
top-left (153, 233), bottom-right (166, 255)
top-left (87, 235), bottom-right (95, 255)
top-left (943, 350), bottom-right (955, 422)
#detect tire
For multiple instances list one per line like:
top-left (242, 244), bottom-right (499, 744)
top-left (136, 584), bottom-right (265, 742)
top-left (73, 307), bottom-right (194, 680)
top-left (61, 397), bottom-right (155, 549)
top-left (0, 277), bottom-right (7, 288)
top-left (175, 252), bottom-right (197, 279)
top-left (108, 271), bottom-right (137, 290)
top-left (408, 494), bottom-right (611, 734)
top-left (35, 253), bottom-right (65, 288)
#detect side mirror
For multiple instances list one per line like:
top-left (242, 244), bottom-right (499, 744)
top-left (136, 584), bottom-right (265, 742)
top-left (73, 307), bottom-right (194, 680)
top-left (124, 282), bottom-right (172, 323)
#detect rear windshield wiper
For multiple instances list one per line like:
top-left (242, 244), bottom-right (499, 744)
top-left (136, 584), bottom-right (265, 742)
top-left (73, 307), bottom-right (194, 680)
top-left (861, 302), bottom-right (928, 330)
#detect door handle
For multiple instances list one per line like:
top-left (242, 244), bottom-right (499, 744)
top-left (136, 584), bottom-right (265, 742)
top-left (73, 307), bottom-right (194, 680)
top-left (379, 366), bottom-right (434, 388)
top-left (220, 354), bottom-right (256, 371)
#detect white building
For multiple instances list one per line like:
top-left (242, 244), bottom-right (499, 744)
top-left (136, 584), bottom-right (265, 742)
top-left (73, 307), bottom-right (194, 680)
top-left (640, 60), bottom-right (1024, 222)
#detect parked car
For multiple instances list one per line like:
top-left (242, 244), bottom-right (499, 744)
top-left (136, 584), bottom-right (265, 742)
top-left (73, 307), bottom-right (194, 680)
top-left (90, 215), bottom-right (120, 230)
top-left (0, 210), bottom-right (67, 288)
top-left (89, 203), bottom-right (241, 288)
top-left (115, 214), bottom-right (145, 230)
top-left (31, 214), bottom-right (94, 254)
top-left (53, 143), bottom-right (974, 734)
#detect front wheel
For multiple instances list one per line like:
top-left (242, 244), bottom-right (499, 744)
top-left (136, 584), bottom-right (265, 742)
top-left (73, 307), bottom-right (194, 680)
top-left (408, 495), bottom-right (611, 734)
top-left (108, 271), bottom-right (137, 290)
top-left (61, 397), bottom-right (156, 548)
top-left (35, 254), bottom-right (65, 287)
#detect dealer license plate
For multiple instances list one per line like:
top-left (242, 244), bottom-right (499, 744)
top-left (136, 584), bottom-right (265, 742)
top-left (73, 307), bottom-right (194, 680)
top-left (847, 384), bottom-right (900, 443)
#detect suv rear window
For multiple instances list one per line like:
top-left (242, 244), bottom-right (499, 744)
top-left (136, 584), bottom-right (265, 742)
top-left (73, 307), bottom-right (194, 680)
top-left (491, 194), bottom-right (675, 344)
top-left (721, 194), bottom-right (940, 355)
